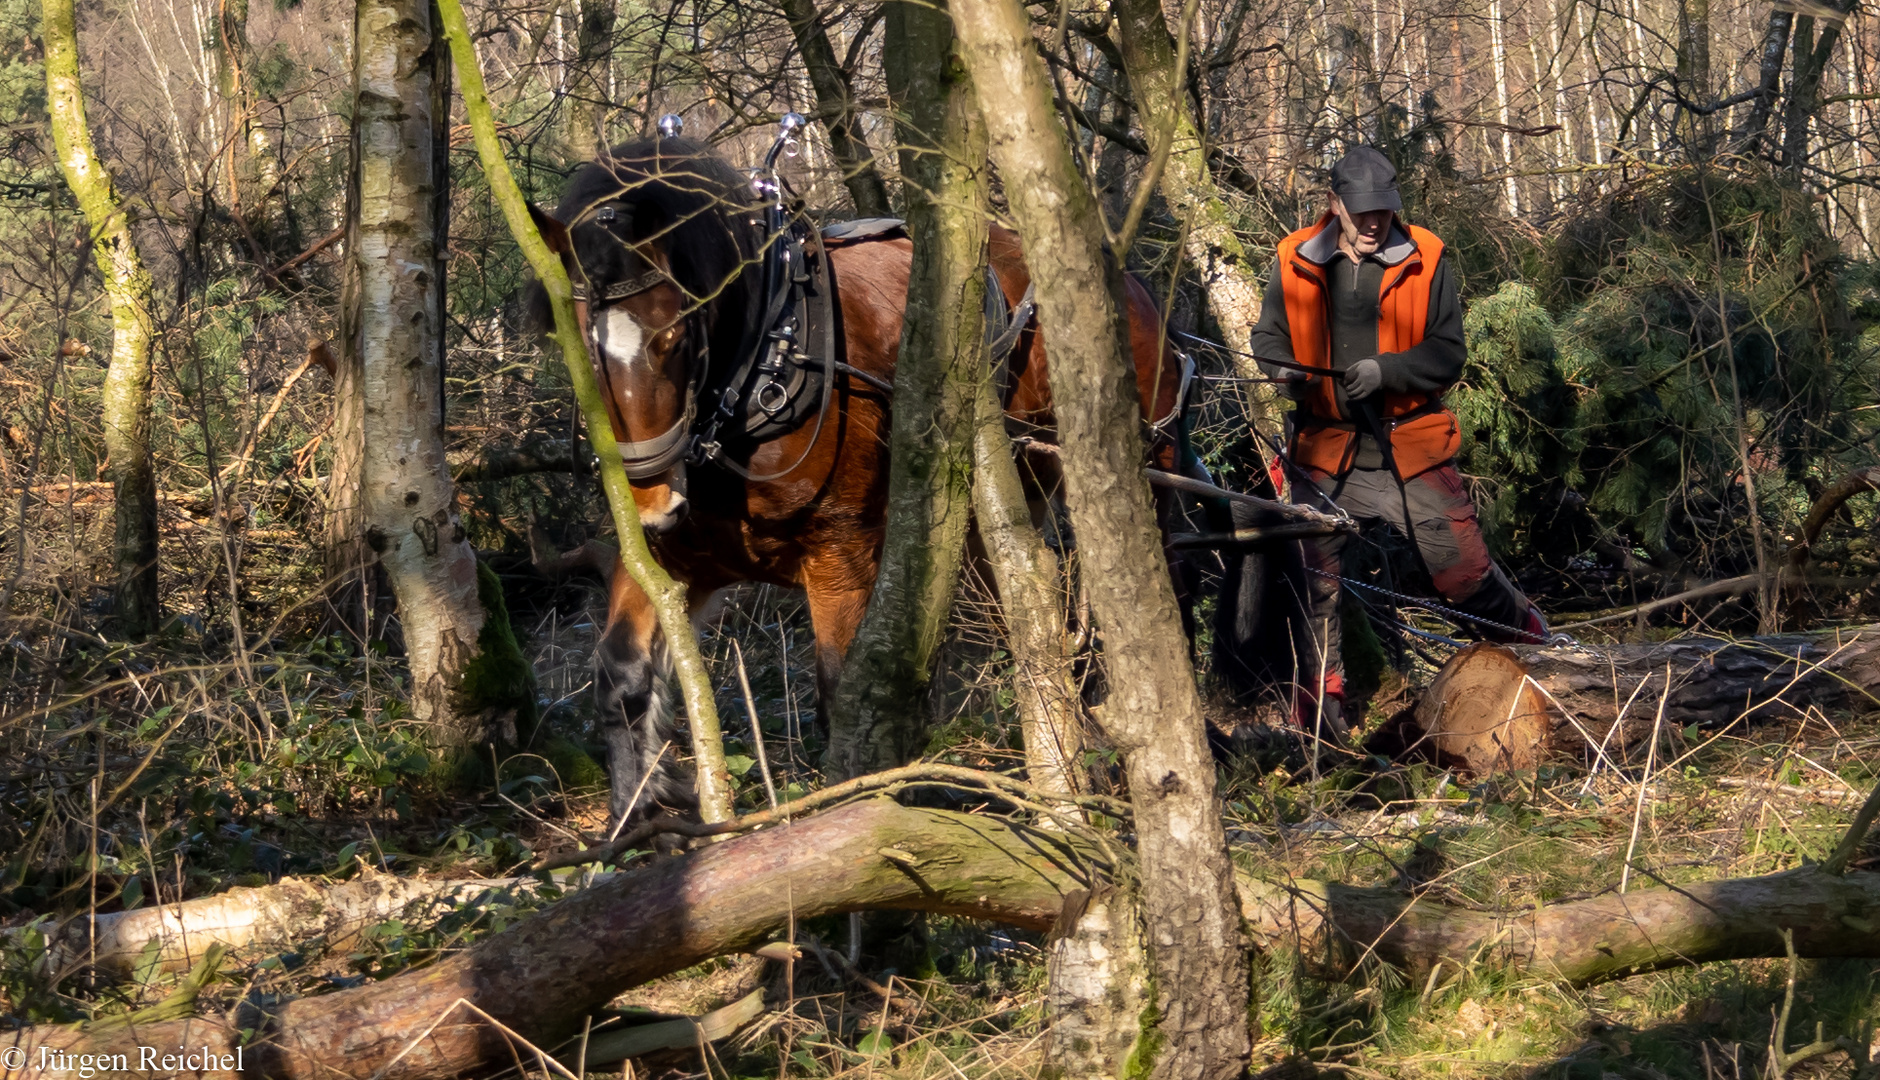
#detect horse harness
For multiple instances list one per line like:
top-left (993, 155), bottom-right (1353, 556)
top-left (581, 207), bottom-right (1041, 484)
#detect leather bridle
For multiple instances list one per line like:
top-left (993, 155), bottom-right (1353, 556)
top-left (573, 266), bottom-right (706, 480)
top-left (569, 114), bottom-right (835, 485)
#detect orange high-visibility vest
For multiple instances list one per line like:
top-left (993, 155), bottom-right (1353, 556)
top-left (1277, 215), bottom-right (1461, 480)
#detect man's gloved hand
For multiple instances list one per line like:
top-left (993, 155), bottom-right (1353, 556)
top-left (1257, 358), bottom-right (1312, 386)
top-left (1344, 357), bottom-right (1382, 398)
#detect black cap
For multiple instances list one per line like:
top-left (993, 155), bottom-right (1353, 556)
top-left (1329, 146), bottom-right (1402, 214)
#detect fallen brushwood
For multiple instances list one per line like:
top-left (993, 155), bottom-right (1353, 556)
top-left (7, 793), bottom-right (1880, 1079)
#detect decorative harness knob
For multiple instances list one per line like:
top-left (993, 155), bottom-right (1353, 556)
top-left (657, 114), bottom-right (684, 139)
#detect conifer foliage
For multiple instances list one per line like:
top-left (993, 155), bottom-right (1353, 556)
top-left (1452, 168), bottom-right (1877, 580)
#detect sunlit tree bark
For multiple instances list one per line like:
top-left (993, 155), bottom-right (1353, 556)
top-left (347, 0), bottom-right (488, 740)
top-left (950, 0), bottom-right (1253, 1074)
top-left (1111, 0), bottom-right (1266, 378)
top-left (42, 0), bottom-right (160, 638)
top-left (969, 377), bottom-right (1084, 798)
top-left (824, 0), bottom-right (984, 776)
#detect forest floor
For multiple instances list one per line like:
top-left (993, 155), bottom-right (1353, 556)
top-left (2, 572), bottom-right (1878, 1080)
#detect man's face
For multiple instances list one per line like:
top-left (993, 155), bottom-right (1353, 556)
top-left (1330, 195), bottom-right (1393, 258)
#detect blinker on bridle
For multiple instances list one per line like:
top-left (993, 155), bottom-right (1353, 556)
top-left (570, 204), bottom-right (673, 303)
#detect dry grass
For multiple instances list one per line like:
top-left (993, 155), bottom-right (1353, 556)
top-left (5, 484), bottom-right (1880, 1080)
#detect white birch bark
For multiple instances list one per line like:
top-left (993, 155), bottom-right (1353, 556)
top-left (1489, 0), bottom-right (1521, 215)
top-left (1576, 0), bottom-right (1606, 164)
top-left (348, 0), bottom-right (487, 739)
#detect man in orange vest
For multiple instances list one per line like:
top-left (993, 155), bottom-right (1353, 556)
top-left (1251, 146), bottom-right (1547, 731)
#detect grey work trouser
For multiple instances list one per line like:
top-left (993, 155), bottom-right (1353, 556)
top-left (1295, 462), bottom-right (1535, 691)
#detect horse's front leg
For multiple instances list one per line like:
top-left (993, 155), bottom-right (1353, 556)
top-left (798, 552), bottom-right (878, 762)
top-left (594, 563), bottom-right (696, 825)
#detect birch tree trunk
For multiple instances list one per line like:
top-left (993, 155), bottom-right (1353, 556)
top-left (1578, 0), bottom-right (1607, 164)
top-left (1489, 0), bottom-right (1520, 216)
top-left (348, 0), bottom-right (488, 741)
top-left (778, 0), bottom-right (892, 217)
top-left (970, 376), bottom-right (1085, 797)
top-left (824, 0), bottom-right (984, 776)
top-left (1111, 0), bottom-right (1265, 376)
top-left (323, 336), bottom-right (373, 640)
top-left (949, 3), bottom-right (1252, 1074)
top-left (43, 0), bottom-right (161, 638)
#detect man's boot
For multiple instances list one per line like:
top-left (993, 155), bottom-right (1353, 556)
top-left (1520, 602), bottom-right (1549, 643)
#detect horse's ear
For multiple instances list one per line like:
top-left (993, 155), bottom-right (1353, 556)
top-left (529, 203), bottom-right (571, 255)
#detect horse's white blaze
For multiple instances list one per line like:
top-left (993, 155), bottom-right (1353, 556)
top-left (596, 306), bottom-right (647, 386)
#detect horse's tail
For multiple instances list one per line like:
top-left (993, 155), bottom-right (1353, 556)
top-left (1209, 437), bottom-right (1315, 705)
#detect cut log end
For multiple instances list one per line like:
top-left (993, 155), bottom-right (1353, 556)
top-left (1414, 643), bottom-right (1552, 774)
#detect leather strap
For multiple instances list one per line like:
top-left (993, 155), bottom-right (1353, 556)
top-left (572, 267), bottom-right (669, 303)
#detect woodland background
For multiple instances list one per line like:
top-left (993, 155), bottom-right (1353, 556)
top-left (1, 0), bottom-right (1880, 1072)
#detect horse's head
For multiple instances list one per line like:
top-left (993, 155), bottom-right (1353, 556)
top-left (531, 137), bottom-right (761, 534)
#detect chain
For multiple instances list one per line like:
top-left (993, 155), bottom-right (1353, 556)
top-left (1307, 566), bottom-right (1574, 646)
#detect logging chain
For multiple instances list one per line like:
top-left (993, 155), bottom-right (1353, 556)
top-left (532, 762), bottom-right (1130, 872)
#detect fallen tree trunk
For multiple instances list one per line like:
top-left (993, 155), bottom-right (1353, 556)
top-left (3, 800), bottom-right (1096, 1080)
top-left (32, 873), bottom-right (590, 980)
top-left (9, 798), bottom-right (1880, 1079)
top-left (1518, 625), bottom-right (1880, 732)
top-left (1414, 629), bottom-right (1880, 771)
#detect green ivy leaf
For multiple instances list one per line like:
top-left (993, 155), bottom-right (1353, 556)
top-left (856, 1028), bottom-right (893, 1056)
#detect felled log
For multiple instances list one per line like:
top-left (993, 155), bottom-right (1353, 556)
top-left (1413, 643), bottom-right (1554, 771)
top-left (1, 800), bottom-right (1093, 1080)
top-left (1241, 860), bottom-right (1880, 986)
top-left (1413, 628), bottom-right (1880, 772)
top-left (1519, 625), bottom-right (1880, 731)
top-left (7, 798), bottom-right (1880, 1080)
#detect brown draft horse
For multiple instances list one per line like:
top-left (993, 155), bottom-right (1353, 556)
top-left (532, 136), bottom-right (1186, 822)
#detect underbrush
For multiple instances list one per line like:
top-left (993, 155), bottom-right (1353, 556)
top-left (3, 543), bottom-right (1879, 1079)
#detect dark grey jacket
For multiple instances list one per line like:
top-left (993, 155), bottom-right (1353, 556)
top-left (1248, 218), bottom-right (1466, 422)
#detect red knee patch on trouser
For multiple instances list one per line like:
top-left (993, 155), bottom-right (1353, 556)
top-left (1416, 468), bottom-right (1496, 602)
top-left (1267, 452), bottom-right (1288, 497)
